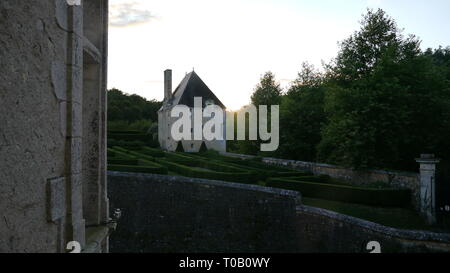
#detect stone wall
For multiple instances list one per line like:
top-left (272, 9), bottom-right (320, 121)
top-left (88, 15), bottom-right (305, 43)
top-left (296, 205), bottom-right (450, 253)
top-left (107, 171), bottom-right (301, 253)
top-left (0, 0), bottom-right (109, 253)
top-left (107, 171), bottom-right (450, 253)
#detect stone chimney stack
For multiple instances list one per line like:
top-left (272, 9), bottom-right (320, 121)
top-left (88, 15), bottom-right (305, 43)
top-left (164, 69), bottom-right (172, 101)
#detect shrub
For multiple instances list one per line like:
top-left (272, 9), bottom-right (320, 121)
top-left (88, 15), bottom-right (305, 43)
top-left (108, 130), bottom-right (142, 134)
top-left (140, 147), bottom-right (165, 158)
top-left (155, 158), bottom-right (257, 184)
top-left (108, 164), bottom-right (168, 175)
top-left (266, 178), bottom-right (411, 207)
top-left (108, 158), bottom-right (138, 165)
top-left (109, 133), bottom-right (149, 142)
top-left (109, 147), bottom-right (137, 159)
top-left (108, 139), bottom-right (146, 149)
top-left (164, 152), bottom-right (253, 174)
top-left (274, 172), bottom-right (315, 177)
top-left (111, 147), bottom-right (159, 164)
top-left (279, 175), bottom-right (329, 183)
top-left (195, 152), bottom-right (299, 173)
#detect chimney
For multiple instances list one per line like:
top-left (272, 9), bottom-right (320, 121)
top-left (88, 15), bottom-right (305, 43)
top-left (164, 69), bottom-right (172, 101)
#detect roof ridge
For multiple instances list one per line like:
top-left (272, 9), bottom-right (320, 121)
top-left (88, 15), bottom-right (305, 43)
top-left (168, 71), bottom-right (226, 109)
top-left (171, 71), bottom-right (194, 97)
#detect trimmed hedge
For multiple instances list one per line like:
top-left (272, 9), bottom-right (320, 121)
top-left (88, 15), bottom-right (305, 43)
top-left (280, 175), bottom-right (330, 183)
top-left (186, 152), bottom-right (302, 175)
top-left (108, 130), bottom-right (142, 134)
top-left (140, 147), bottom-right (165, 158)
top-left (203, 154), bottom-right (297, 172)
top-left (107, 146), bottom-right (413, 208)
top-left (164, 153), bottom-right (249, 174)
top-left (107, 139), bottom-right (146, 149)
top-left (155, 158), bottom-right (257, 184)
top-left (266, 178), bottom-right (411, 208)
top-left (110, 148), bottom-right (260, 182)
top-left (108, 158), bottom-right (138, 165)
top-left (108, 164), bottom-right (168, 175)
top-left (109, 147), bottom-right (138, 160)
top-left (116, 148), bottom-right (157, 163)
top-left (109, 133), bottom-right (149, 142)
top-left (274, 172), bottom-right (315, 178)
top-left (108, 147), bottom-right (168, 174)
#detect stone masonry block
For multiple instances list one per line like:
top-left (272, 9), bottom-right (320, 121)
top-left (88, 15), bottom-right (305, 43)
top-left (69, 102), bottom-right (83, 137)
top-left (71, 137), bottom-right (82, 174)
top-left (70, 5), bottom-right (83, 37)
top-left (67, 33), bottom-right (83, 69)
top-left (55, 0), bottom-right (68, 31)
top-left (51, 61), bottom-right (67, 101)
top-left (59, 101), bottom-right (67, 137)
top-left (70, 173), bottom-right (84, 218)
top-left (72, 218), bottom-right (86, 250)
top-left (47, 177), bottom-right (66, 223)
top-left (68, 66), bottom-right (83, 104)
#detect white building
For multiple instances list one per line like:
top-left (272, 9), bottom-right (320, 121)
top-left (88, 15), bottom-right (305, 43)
top-left (158, 70), bottom-right (227, 152)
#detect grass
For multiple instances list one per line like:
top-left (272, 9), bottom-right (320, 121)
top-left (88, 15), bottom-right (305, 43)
top-left (302, 197), bottom-right (429, 230)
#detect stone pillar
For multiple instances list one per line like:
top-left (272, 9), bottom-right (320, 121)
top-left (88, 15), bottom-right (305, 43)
top-left (416, 154), bottom-right (440, 225)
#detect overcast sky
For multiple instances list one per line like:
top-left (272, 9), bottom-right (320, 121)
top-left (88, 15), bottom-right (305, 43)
top-left (108, 0), bottom-right (450, 110)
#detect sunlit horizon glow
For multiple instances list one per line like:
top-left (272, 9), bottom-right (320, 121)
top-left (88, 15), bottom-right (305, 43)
top-left (108, 0), bottom-right (450, 110)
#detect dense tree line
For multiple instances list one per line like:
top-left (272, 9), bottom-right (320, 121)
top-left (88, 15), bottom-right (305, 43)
top-left (108, 88), bottom-right (162, 132)
top-left (231, 9), bottom-right (450, 172)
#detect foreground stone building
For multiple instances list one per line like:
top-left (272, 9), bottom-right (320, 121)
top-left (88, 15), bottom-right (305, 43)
top-left (158, 70), bottom-right (227, 152)
top-left (0, 0), bottom-right (110, 253)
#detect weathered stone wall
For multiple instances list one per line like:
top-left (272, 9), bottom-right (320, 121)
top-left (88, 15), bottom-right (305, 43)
top-left (296, 205), bottom-right (450, 253)
top-left (108, 172), bottom-right (450, 253)
top-left (107, 172), bottom-right (301, 253)
top-left (0, 0), bottom-right (70, 253)
top-left (0, 0), bottom-right (109, 253)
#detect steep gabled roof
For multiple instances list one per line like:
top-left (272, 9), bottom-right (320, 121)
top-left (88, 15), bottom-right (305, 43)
top-left (170, 71), bottom-right (226, 109)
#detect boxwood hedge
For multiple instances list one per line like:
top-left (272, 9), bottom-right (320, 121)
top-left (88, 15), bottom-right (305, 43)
top-left (108, 147), bottom-right (168, 174)
top-left (108, 158), bottom-right (139, 165)
top-left (140, 147), bottom-right (165, 158)
top-left (108, 164), bottom-right (168, 175)
top-left (266, 178), bottom-right (411, 208)
top-left (155, 158), bottom-right (258, 184)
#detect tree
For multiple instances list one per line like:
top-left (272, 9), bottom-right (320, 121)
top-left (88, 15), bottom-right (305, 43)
top-left (329, 8), bottom-right (420, 85)
top-left (318, 9), bottom-right (450, 170)
top-left (236, 72), bottom-right (283, 155)
top-left (251, 72), bottom-right (282, 107)
top-left (277, 63), bottom-right (326, 161)
top-left (107, 88), bottom-right (163, 132)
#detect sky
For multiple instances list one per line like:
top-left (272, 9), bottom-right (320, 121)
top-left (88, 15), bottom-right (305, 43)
top-left (108, 0), bottom-right (450, 110)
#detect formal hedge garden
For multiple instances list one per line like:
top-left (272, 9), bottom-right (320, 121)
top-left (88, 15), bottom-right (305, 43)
top-left (107, 143), bottom-right (413, 209)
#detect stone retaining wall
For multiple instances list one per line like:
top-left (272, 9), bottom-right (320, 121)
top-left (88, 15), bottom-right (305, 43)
top-left (296, 205), bottom-right (450, 253)
top-left (107, 171), bottom-right (450, 253)
top-left (108, 171), bottom-right (301, 253)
